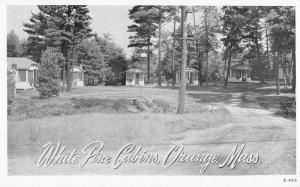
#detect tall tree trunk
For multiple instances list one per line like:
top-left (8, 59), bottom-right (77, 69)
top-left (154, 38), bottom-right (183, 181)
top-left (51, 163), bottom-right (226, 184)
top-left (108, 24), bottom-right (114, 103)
top-left (224, 45), bottom-right (232, 88)
top-left (66, 49), bottom-right (72, 92)
top-left (158, 8), bottom-right (162, 87)
top-left (205, 51), bottom-right (208, 86)
top-left (282, 56), bottom-right (287, 88)
top-left (276, 52), bottom-right (280, 95)
top-left (198, 53), bottom-right (203, 86)
top-left (61, 65), bottom-right (65, 92)
top-left (71, 44), bottom-right (76, 84)
top-left (266, 27), bottom-right (271, 79)
top-left (292, 49), bottom-right (295, 92)
top-left (204, 8), bottom-right (209, 86)
top-left (255, 22), bottom-right (263, 83)
top-left (284, 53), bottom-right (292, 86)
top-left (223, 53), bottom-right (227, 81)
top-left (172, 15), bottom-right (176, 86)
top-left (265, 13), bottom-right (271, 79)
top-left (147, 37), bottom-right (151, 83)
top-left (192, 7), bottom-right (202, 86)
top-left (177, 6), bottom-right (188, 114)
top-left (282, 53), bottom-right (289, 88)
top-left (66, 6), bottom-right (72, 93)
top-left (288, 56), bottom-right (292, 86)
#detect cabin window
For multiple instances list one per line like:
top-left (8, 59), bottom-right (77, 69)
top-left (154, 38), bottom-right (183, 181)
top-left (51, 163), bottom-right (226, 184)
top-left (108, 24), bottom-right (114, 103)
top-left (18, 70), bottom-right (26, 82)
top-left (127, 72), bottom-right (133, 81)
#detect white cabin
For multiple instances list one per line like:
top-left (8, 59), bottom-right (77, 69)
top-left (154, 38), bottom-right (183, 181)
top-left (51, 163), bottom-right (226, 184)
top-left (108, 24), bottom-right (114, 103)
top-left (7, 57), bottom-right (38, 90)
top-left (176, 67), bottom-right (199, 85)
top-left (72, 66), bottom-right (85, 87)
top-left (227, 64), bottom-right (252, 82)
top-left (125, 68), bottom-right (145, 86)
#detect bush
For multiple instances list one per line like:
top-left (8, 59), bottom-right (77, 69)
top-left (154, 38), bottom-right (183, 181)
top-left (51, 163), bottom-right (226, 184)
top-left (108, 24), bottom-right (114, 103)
top-left (36, 48), bottom-right (63, 98)
top-left (7, 70), bottom-right (16, 105)
top-left (36, 76), bottom-right (60, 98)
top-left (7, 70), bottom-right (16, 116)
top-left (146, 98), bottom-right (171, 113)
top-left (279, 101), bottom-right (296, 118)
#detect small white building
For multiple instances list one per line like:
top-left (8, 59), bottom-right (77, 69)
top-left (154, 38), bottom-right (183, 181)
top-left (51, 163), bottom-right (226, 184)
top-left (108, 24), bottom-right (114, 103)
top-left (228, 64), bottom-right (252, 82)
top-left (72, 66), bottom-right (85, 87)
top-left (7, 57), bottom-right (38, 90)
top-left (125, 68), bottom-right (145, 86)
top-left (176, 67), bottom-right (199, 85)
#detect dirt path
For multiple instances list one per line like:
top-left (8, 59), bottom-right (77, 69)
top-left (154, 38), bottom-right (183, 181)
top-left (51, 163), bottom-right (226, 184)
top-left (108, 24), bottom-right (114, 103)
top-left (168, 90), bottom-right (296, 175)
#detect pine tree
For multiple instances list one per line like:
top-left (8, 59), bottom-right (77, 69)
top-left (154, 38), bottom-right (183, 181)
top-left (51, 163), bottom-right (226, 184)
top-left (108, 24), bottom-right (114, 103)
top-left (128, 6), bottom-right (159, 83)
top-left (128, 6), bottom-right (177, 85)
top-left (195, 6), bottom-right (221, 86)
top-left (23, 12), bottom-right (49, 62)
top-left (192, 6), bottom-right (202, 85)
top-left (109, 55), bottom-right (128, 85)
top-left (267, 6), bottom-right (295, 93)
top-left (24, 5), bottom-right (93, 92)
top-left (42, 5), bottom-right (92, 92)
top-left (221, 6), bottom-right (245, 88)
top-left (76, 33), bottom-right (126, 86)
top-left (171, 7), bottom-right (180, 86)
top-left (155, 6), bottom-right (177, 86)
top-left (77, 37), bottom-right (104, 85)
top-left (241, 7), bottom-right (265, 82)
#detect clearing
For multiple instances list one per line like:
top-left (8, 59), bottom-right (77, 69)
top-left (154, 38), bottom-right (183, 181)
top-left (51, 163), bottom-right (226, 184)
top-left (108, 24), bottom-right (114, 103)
top-left (7, 82), bottom-right (296, 175)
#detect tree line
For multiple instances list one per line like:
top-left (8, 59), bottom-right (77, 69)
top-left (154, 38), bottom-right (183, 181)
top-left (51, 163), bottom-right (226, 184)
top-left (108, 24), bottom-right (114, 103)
top-left (221, 6), bottom-right (295, 93)
top-left (126, 5), bottom-right (295, 113)
top-left (7, 5), bottom-right (128, 97)
top-left (7, 5), bottom-right (295, 99)
top-left (127, 6), bottom-right (295, 93)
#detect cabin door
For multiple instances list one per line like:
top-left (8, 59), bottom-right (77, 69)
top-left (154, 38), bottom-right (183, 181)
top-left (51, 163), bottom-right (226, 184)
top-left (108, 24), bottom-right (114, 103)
top-left (242, 70), bottom-right (246, 82)
top-left (73, 72), bottom-right (77, 87)
top-left (135, 73), bottom-right (139, 85)
top-left (189, 72), bottom-right (193, 84)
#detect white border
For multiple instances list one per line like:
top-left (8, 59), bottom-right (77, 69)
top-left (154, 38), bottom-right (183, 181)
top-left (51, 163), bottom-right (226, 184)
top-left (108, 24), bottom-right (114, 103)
top-left (0, 0), bottom-right (299, 187)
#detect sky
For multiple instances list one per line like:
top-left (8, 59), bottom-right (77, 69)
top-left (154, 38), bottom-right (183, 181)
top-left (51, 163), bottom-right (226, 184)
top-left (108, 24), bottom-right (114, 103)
top-left (7, 5), bottom-right (134, 57)
top-left (7, 5), bottom-right (228, 57)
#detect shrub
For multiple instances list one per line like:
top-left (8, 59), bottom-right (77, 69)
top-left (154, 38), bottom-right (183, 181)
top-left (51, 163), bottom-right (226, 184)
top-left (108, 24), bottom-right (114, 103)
top-left (151, 98), bottom-right (171, 113)
top-left (279, 100), bottom-right (296, 118)
top-left (36, 48), bottom-right (63, 98)
top-left (7, 70), bottom-right (16, 105)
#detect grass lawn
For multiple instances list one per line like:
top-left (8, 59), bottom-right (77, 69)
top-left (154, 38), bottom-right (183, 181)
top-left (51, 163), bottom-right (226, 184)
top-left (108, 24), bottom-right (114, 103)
top-left (7, 83), bottom-right (296, 175)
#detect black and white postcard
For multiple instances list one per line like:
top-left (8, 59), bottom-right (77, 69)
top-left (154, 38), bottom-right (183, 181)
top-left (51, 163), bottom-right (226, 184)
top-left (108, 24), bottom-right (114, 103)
top-left (1, 0), bottom-right (299, 187)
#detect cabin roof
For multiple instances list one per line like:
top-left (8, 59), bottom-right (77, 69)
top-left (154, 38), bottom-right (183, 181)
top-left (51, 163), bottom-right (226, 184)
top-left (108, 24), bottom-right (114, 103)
top-left (7, 57), bottom-right (37, 70)
top-left (176, 67), bottom-right (199, 72)
top-left (126, 68), bottom-right (144, 73)
top-left (231, 64), bottom-right (252, 70)
top-left (72, 66), bottom-right (85, 72)
top-left (186, 67), bottom-right (199, 72)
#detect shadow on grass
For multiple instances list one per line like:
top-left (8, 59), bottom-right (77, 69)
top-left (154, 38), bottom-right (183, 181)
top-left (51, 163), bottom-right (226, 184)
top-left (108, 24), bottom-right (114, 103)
top-left (70, 98), bottom-right (134, 112)
top-left (8, 96), bottom-right (176, 121)
top-left (186, 83), bottom-right (296, 120)
top-left (248, 95), bottom-right (296, 119)
top-left (188, 93), bottom-right (234, 104)
top-left (8, 98), bottom-right (142, 121)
